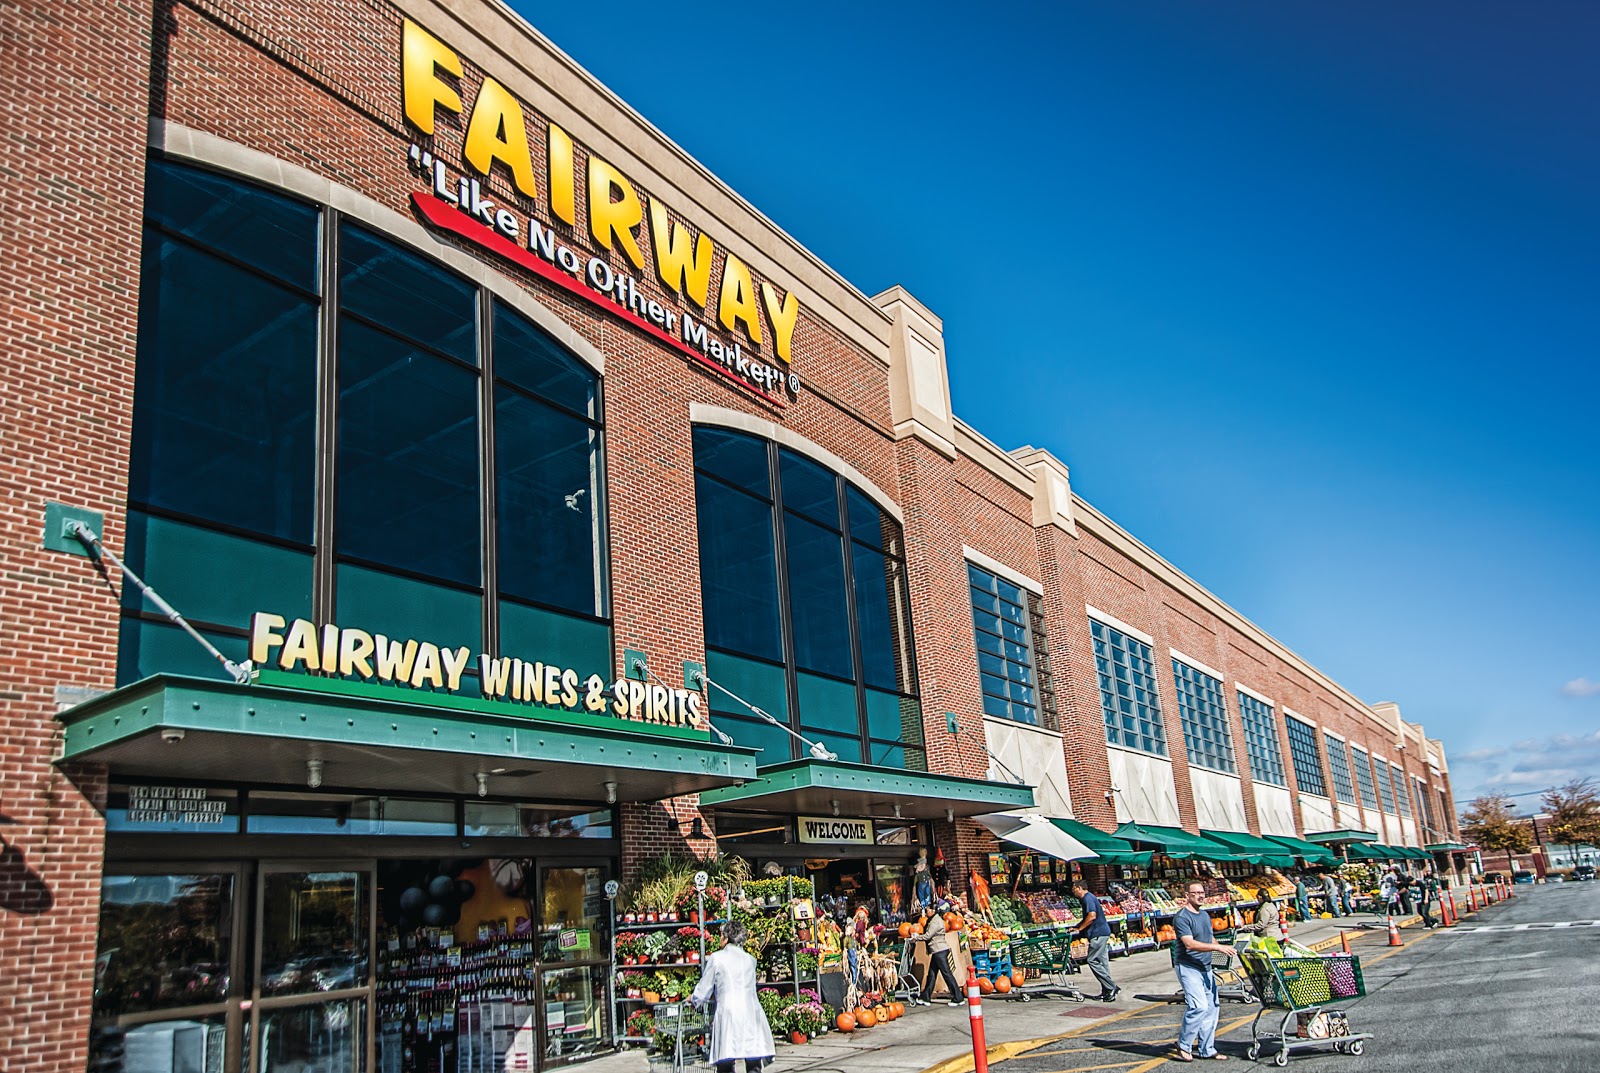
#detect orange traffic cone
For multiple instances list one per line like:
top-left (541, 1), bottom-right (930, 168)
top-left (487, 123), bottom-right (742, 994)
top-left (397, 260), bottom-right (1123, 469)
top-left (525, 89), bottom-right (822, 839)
top-left (1386, 914), bottom-right (1403, 947)
top-left (1340, 931), bottom-right (1351, 955)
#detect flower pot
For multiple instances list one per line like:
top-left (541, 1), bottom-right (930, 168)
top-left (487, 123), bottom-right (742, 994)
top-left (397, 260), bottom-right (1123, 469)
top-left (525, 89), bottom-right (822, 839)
top-left (789, 1031), bottom-right (808, 1046)
top-left (688, 951), bottom-right (700, 963)
top-left (642, 991), bottom-right (660, 1004)
top-left (689, 910), bottom-right (700, 923)
top-left (624, 913), bottom-right (637, 924)
top-left (645, 912), bottom-right (658, 924)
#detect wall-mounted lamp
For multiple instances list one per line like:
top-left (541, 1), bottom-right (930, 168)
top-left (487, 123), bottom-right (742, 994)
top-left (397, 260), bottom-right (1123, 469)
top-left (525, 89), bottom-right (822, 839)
top-left (945, 807), bottom-right (955, 823)
top-left (893, 803), bottom-right (903, 820)
top-left (684, 817), bottom-right (707, 839)
top-left (475, 772), bottom-right (489, 798)
top-left (605, 781), bottom-right (618, 805)
top-left (160, 728), bottom-right (186, 745)
top-left (306, 758), bottom-right (324, 789)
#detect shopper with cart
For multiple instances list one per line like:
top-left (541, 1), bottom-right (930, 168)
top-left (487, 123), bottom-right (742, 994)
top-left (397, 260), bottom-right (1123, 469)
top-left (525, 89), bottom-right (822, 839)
top-left (1069, 879), bottom-right (1120, 1001)
top-left (689, 920), bottom-right (775, 1073)
top-left (1174, 881), bottom-right (1237, 1061)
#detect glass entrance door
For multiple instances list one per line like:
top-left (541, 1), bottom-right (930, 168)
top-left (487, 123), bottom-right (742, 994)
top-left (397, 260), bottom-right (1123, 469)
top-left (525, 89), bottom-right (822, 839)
top-left (535, 865), bottom-right (611, 1067)
top-left (250, 865), bottom-right (373, 1073)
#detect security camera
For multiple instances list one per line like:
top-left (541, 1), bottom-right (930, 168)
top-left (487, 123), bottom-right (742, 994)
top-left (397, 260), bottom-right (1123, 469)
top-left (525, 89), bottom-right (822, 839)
top-left (161, 728), bottom-right (186, 744)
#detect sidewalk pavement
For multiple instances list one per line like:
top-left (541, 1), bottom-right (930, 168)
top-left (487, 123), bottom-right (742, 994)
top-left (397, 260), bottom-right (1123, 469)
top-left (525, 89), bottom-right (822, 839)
top-left (581, 887), bottom-right (1494, 1073)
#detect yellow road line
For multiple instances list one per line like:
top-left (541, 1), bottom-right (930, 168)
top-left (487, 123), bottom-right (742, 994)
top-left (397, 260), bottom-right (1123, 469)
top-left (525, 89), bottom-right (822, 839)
top-left (915, 1006), bottom-right (1151, 1073)
top-left (1034, 1062), bottom-right (1148, 1073)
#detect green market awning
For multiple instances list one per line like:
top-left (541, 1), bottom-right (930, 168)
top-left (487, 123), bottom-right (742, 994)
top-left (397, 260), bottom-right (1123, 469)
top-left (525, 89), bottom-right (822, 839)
top-left (56, 674), bottom-right (758, 803)
top-left (1262, 834), bottom-right (1339, 866)
top-left (1114, 823), bottom-right (1251, 861)
top-left (1304, 829), bottom-right (1379, 845)
top-left (697, 757), bottom-right (1034, 820)
top-left (1425, 842), bottom-right (1471, 853)
top-left (1399, 847), bottom-right (1432, 860)
top-left (1051, 817), bottom-right (1152, 866)
top-left (1201, 829), bottom-right (1297, 868)
top-left (1346, 843), bottom-right (1399, 861)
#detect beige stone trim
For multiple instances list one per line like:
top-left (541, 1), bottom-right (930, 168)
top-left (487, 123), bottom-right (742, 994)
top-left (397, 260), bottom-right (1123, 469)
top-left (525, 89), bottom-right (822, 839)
top-left (687, 404), bottom-right (903, 523)
top-left (963, 546), bottom-right (1042, 595)
top-left (1086, 606), bottom-right (1154, 646)
top-left (151, 121), bottom-right (608, 377)
top-left (1170, 648), bottom-right (1225, 683)
top-left (954, 420), bottom-right (1036, 496)
top-left (1235, 682), bottom-right (1275, 708)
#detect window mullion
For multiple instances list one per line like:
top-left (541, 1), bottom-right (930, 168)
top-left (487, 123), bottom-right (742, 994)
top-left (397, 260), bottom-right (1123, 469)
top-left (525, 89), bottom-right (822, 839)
top-left (838, 477), bottom-right (867, 765)
top-left (769, 443), bottom-right (802, 762)
top-left (479, 289), bottom-right (498, 656)
top-left (313, 208), bottom-right (340, 623)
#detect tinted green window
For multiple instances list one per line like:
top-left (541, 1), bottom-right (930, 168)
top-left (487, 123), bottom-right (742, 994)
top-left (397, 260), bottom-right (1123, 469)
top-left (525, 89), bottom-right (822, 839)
top-left (706, 651), bottom-right (791, 762)
top-left (340, 224), bottom-right (476, 362)
top-left (494, 302), bottom-right (596, 418)
top-left (783, 512), bottom-right (852, 678)
top-left (145, 158), bottom-right (318, 289)
top-left (696, 474), bottom-right (782, 662)
top-left (121, 511), bottom-right (312, 629)
top-left (336, 317), bottom-right (481, 586)
top-left (778, 449), bottom-right (840, 526)
top-left (130, 233), bottom-right (317, 541)
top-left (495, 389), bottom-right (602, 615)
top-left (500, 599), bottom-right (611, 674)
top-left (693, 426), bottom-right (770, 496)
top-left (119, 619), bottom-right (248, 683)
top-left (797, 672), bottom-right (860, 745)
top-left (335, 563), bottom-right (481, 655)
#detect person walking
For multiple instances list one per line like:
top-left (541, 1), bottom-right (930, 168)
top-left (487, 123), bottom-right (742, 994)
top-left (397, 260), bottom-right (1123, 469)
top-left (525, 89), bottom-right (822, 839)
top-left (1418, 870), bottom-right (1439, 928)
top-left (690, 920), bottom-right (776, 1073)
top-left (1248, 892), bottom-right (1283, 944)
top-left (913, 903), bottom-right (964, 1007)
top-left (1173, 881), bottom-right (1234, 1061)
top-left (1338, 875), bottom-right (1355, 916)
top-left (1380, 871), bottom-right (1400, 917)
top-left (1398, 873), bottom-right (1415, 916)
top-left (1070, 879), bottom-right (1120, 1001)
top-left (1321, 873), bottom-right (1342, 919)
top-left (1292, 876), bottom-right (1310, 925)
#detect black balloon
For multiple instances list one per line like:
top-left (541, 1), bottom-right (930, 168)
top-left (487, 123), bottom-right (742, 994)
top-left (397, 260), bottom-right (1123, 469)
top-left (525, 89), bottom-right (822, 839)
top-left (456, 879), bottom-right (476, 901)
top-left (422, 902), bottom-right (449, 927)
top-left (399, 887), bottom-right (427, 914)
top-left (428, 874), bottom-right (457, 901)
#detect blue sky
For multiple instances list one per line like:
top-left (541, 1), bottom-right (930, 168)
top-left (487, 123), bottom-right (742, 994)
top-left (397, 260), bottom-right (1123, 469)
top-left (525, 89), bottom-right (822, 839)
top-left (511, 1), bottom-right (1600, 808)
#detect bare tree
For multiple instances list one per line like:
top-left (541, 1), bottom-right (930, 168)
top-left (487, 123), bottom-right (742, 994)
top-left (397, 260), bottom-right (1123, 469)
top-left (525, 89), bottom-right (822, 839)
top-left (1460, 793), bottom-right (1533, 876)
top-left (1542, 778), bottom-right (1600, 866)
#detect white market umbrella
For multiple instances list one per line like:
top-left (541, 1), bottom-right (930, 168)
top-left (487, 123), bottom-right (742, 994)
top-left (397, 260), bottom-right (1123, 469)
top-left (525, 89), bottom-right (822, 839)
top-left (975, 811), bottom-right (1095, 862)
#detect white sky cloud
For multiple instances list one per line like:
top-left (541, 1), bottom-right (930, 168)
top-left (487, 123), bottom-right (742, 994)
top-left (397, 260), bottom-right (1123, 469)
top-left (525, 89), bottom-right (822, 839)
top-left (1562, 678), bottom-right (1600, 698)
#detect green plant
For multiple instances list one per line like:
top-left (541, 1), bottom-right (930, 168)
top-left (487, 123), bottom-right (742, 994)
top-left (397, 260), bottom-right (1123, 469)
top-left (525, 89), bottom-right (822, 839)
top-left (757, 987), bottom-right (786, 1029)
top-left (642, 931), bottom-right (669, 963)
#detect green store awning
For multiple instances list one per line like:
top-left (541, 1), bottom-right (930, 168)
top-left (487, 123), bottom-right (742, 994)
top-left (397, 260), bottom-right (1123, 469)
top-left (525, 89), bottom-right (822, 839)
top-left (1051, 817), bottom-right (1152, 866)
top-left (1262, 834), bottom-right (1339, 866)
top-left (697, 757), bottom-right (1034, 820)
top-left (1201, 829), bottom-right (1297, 868)
top-left (1346, 843), bottom-right (1397, 860)
top-left (56, 674), bottom-right (758, 803)
top-left (1425, 842), bottom-right (1471, 853)
top-left (1399, 847), bottom-right (1432, 860)
top-left (1304, 829), bottom-right (1379, 845)
top-left (1114, 823), bottom-right (1251, 861)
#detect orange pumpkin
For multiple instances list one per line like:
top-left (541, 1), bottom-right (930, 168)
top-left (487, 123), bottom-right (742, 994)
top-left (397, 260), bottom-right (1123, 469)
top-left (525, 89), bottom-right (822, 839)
top-left (882, 1003), bottom-right (897, 1020)
top-left (994, 975), bottom-right (1012, 994)
top-left (898, 922), bottom-right (913, 939)
top-left (1011, 969), bottom-right (1026, 988)
top-left (856, 1007), bottom-right (878, 1028)
top-left (977, 977), bottom-right (995, 994)
top-left (893, 1001), bottom-right (906, 1017)
top-left (835, 1012), bottom-right (856, 1033)
top-left (909, 923), bottom-right (924, 936)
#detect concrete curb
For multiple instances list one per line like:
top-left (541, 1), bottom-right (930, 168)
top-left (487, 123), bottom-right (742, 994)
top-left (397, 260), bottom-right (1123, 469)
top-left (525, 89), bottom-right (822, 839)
top-left (915, 1006), bottom-right (1150, 1073)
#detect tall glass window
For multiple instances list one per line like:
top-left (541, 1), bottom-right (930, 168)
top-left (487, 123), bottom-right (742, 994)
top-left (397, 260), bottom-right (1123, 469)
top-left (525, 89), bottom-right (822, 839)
top-left (124, 159), bottom-right (609, 684)
top-left (1284, 716), bottom-right (1326, 797)
top-left (1236, 691), bottom-right (1286, 786)
top-left (1325, 734), bottom-right (1357, 804)
top-left (1092, 619), bottom-right (1166, 756)
top-left (1351, 747), bottom-right (1381, 810)
top-left (969, 565), bottom-right (1040, 726)
top-left (1391, 764), bottom-right (1412, 818)
top-left (1417, 777), bottom-right (1436, 835)
top-left (1171, 659), bottom-right (1233, 772)
top-left (693, 427), bottom-right (920, 769)
top-left (1373, 756), bottom-right (1396, 813)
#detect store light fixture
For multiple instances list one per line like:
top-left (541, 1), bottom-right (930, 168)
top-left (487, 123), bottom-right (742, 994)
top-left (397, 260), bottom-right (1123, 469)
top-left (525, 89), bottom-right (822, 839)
top-left (306, 758), bottom-right (324, 789)
top-left (831, 799), bottom-right (840, 817)
top-left (893, 804), bottom-right (903, 820)
top-left (475, 771), bottom-right (489, 798)
top-left (945, 808), bottom-right (955, 823)
top-left (605, 781), bottom-right (618, 805)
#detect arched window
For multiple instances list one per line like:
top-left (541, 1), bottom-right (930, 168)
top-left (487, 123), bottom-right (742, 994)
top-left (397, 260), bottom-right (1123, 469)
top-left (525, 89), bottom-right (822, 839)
top-left (122, 158), bottom-right (608, 682)
top-left (692, 427), bottom-right (922, 769)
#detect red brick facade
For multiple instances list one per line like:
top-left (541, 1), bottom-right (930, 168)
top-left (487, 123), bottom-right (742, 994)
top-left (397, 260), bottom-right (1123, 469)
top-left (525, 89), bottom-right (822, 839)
top-left (0, 1), bottom-right (1461, 1070)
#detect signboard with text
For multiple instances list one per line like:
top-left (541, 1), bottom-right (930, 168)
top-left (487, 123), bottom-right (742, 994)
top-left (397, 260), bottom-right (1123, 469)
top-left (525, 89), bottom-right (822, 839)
top-left (797, 817), bottom-right (876, 845)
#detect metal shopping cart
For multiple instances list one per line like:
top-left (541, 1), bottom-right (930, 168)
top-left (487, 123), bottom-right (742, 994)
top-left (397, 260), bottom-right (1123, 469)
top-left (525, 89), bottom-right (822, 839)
top-left (1239, 951), bottom-right (1372, 1066)
top-left (1001, 930), bottom-right (1084, 1002)
top-left (650, 1000), bottom-right (707, 1073)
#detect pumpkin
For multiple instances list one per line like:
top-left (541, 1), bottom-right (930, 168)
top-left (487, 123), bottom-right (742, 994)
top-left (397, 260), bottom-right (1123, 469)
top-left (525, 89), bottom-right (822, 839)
top-left (856, 1007), bottom-right (878, 1028)
top-left (977, 976), bottom-right (995, 994)
top-left (835, 1013), bottom-right (856, 1033)
top-left (994, 975), bottom-right (1012, 994)
top-left (898, 922), bottom-right (913, 939)
top-left (895, 1001), bottom-right (907, 1017)
top-left (883, 1003), bottom-right (897, 1020)
top-left (1011, 969), bottom-right (1026, 988)
top-left (908, 923), bottom-right (924, 936)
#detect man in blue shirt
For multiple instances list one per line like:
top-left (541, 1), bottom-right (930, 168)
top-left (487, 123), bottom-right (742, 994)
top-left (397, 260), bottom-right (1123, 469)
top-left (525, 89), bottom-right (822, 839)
top-left (1070, 879), bottom-right (1119, 1001)
top-left (1173, 881), bottom-right (1236, 1061)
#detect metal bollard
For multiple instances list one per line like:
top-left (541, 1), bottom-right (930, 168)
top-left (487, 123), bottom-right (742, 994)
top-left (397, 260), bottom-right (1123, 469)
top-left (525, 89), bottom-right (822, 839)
top-left (966, 964), bottom-right (989, 1073)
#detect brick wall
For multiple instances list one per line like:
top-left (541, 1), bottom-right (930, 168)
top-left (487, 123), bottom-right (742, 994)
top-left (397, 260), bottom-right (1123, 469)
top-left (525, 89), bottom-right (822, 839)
top-left (0, 0), bottom-right (153, 1066)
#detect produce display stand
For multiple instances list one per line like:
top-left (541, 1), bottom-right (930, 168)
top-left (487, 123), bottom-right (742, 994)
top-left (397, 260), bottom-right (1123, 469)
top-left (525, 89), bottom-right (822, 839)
top-left (1240, 951), bottom-right (1372, 1066)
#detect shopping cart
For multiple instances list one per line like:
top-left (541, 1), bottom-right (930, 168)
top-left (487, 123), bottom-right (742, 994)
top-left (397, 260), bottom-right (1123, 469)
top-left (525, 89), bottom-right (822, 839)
top-left (1239, 951), bottom-right (1372, 1065)
top-left (1001, 930), bottom-right (1084, 1002)
top-left (1166, 925), bottom-right (1255, 1003)
top-left (651, 1000), bottom-right (707, 1073)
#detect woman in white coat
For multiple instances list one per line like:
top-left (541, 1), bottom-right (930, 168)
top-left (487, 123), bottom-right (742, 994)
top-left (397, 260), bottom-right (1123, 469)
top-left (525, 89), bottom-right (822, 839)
top-left (690, 920), bottom-right (775, 1073)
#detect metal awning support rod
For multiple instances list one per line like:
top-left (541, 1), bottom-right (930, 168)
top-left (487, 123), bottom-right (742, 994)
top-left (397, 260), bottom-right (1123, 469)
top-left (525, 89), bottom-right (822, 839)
top-left (69, 520), bottom-right (250, 685)
top-left (631, 658), bottom-right (737, 748)
top-left (693, 668), bottom-right (838, 762)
